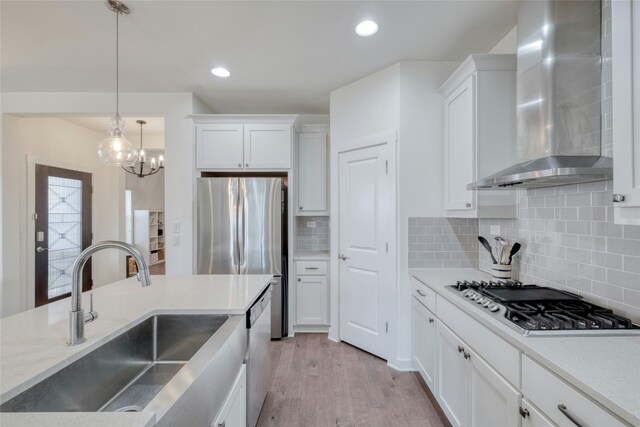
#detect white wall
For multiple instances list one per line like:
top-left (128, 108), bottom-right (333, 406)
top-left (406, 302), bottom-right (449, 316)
top-left (1, 116), bottom-right (123, 315)
top-left (1, 92), bottom-right (197, 316)
top-left (126, 164), bottom-right (165, 211)
top-left (395, 61), bottom-right (460, 365)
top-left (490, 26), bottom-right (517, 54)
top-left (329, 62), bottom-right (458, 368)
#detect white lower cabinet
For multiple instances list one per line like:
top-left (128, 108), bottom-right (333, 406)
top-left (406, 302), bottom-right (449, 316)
top-left (520, 399), bottom-right (555, 427)
top-left (295, 260), bottom-right (329, 326)
top-left (467, 345), bottom-right (521, 427)
top-left (436, 321), bottom-right (468, 427)
top-left (412, 298), bottom-right (436, 390)
top-left (522, 356), bottom-right (627, 427)
top-left (212, 364), bottom-right (246, 427)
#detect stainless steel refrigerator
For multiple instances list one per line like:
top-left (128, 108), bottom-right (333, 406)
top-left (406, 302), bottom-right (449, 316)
top-left (196, 177), bottom-right (287, 339)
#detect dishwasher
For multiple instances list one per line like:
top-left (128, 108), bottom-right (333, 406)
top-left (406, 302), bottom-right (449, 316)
top-left (246, 285), bottom-right (272, 427)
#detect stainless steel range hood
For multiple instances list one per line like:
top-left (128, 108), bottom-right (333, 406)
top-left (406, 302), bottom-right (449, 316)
top-left (468, 0), bottom-right (612, 190)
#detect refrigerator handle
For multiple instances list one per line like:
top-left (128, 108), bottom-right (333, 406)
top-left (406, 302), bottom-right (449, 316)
top-left (238, 179), bottom-right (246, 272)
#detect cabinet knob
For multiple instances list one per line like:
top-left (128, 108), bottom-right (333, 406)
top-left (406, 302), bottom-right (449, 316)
top-left (299, 206), bottom-right (303, 210)
top-left (519, 407), bottom-right (530, 419)
top-left (465, 202), bottom-right (471, 208)
top-left (463, 351), bottom-right (471, 359)
top-left (298, 278), bottom-right (301, 282)
top-left (245, 163), bottom-right (249, 167)
top-left (428, 318), bottom-right (434, 324)
top-left (237, 163), bottom-right (242, 168)
top-left (458, 345), bottom-right (464, 353)
top-left (613, 194), bottom-right (625, 203)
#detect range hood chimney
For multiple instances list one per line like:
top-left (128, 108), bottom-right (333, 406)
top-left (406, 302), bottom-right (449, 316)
top-left (468, 0), bottom-right (612, 190)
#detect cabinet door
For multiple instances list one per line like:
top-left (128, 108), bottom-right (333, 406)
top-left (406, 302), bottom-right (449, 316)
top-left (296, 275), bottom-right (328, 325)
top-left (212, 364), bottom-right (246, 427)
top-left (244, 124), bottom-right (291, 169)
top-left (298, 132), bottom-right (328, 214)
top-left (467, 346), bottom-right (521, 427)
top-left (196, 124), bottom-right (245, 170)
top-left (444, 75), bottom-right (476, 213)
top-left (520, 399), bottom-right (555, 427)
top-left (613, 0), bottom-right (640, 223)
top-left (436, 321), bottom-right (468, 427)
top-left (412, 298), bottom-right (437, 391)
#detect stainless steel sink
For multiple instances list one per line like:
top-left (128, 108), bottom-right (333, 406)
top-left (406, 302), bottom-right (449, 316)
top-left (0, 314), bottom-right (228, 413)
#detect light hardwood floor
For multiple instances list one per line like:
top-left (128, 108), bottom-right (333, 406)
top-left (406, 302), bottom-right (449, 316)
top-left (257, 333), bottom-right (446, 427)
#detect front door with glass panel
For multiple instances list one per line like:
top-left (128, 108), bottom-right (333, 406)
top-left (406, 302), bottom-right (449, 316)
top-left (34, 165), bottom-right (92, 307)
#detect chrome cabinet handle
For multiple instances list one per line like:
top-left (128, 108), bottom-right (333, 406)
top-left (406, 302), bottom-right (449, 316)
top-left (458, 345), bottom-right (464, 353)
top-left (305, 267), bottom-right (318, 270)
top-left (519, 407), bottom-right (530, 419)
top-left (217, 422), bottom-right (226, 427)
top-left (613, 194), bottom-right (625, 203)
top-left (237, 163), bottom-right (242, 168)
top-left (465, 202), bottom-right (471, 208)
top-left (558, 404), bottom-right (586, 427)
top-left (416, 290), bottom-right (426, 297)
top-left (245, 163), bottom-right (249, 167)
top-left (338, 254), bottom-right (350, 260)
top-left (36, 246), bottom-right (48, 253)
top-left (463, 351), bottom-right (471, 359)
top-left (428, 318), bottom-right (434, 324)
top-left (299, 206), bottom-right (303, 210)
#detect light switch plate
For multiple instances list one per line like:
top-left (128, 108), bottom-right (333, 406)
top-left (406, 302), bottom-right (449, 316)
top-left (307, 221), bottom-right (316, 228)
top-left (490, 225), bottom-right (501, 235)
top-left (172, 222), bottom-right (180, 234)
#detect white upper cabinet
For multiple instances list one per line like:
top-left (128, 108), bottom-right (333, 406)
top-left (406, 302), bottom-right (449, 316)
top-left (194, 115), bottom-right (295, 171)
top-left (297, 129), bottom-right (328, 215)
top-left (612, 0), bottom-right (640, 224)
top-left (244, 124), bottom-right (292, 169)
top-left (196, 124), bottom-right (244, 170)
top-left (439, 54), bottom-right (518, 219)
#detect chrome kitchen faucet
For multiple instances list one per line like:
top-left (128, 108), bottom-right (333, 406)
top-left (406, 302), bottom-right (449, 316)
top-left (68, 240), bottom-right (151, 345)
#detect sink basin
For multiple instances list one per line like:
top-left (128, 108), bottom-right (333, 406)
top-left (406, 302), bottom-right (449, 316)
top-left (0, 314), bottom-right (228, 413)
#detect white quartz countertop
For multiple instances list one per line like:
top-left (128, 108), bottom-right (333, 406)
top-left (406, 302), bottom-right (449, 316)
top-left (293, 251), bottom-right (330, 260)
top-left (0, 274), bottom-right (272, 405)
top-left (410, 268), bottom-right (640, 426)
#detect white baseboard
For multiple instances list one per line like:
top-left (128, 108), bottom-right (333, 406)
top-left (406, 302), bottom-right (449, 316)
top-left (293, 325), bottom-right (330, 334)
top-left (387, 358), bottom-right (414, 372)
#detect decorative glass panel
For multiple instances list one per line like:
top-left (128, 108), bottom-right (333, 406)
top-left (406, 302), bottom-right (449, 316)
top-left (47, 176), bottom-right (83, 298)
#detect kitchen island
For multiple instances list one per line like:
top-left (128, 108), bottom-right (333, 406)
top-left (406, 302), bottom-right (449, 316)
top-left (0, 274), bottom-right (273, 426)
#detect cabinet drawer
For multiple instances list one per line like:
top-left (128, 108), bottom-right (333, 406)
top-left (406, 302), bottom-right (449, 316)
top-left (296, 261), bottom-right (327, 275)
top-left (437, 297), bottom-right (520, 387)
top-left (522, 356), bottom-right (627, 427)
top-left (410, 277), bottom-right (436, 313)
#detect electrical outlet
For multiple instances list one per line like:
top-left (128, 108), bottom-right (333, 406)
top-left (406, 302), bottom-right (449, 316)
top-left (307, 221), bottom-right (316, 228)
top-left (490, 225), bottom-right (501, 236)
top-left (172, 235), bottom-right (181, 247)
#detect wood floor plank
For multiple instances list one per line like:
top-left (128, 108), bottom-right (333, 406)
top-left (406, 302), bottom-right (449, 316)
top-left (257, 333), bottom-right (445, 427)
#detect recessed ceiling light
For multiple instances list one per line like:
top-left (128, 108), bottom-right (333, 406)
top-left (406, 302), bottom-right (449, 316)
top-left (355, 20), bottom-right (378, 37)
top-left (211, 67), bottom-right (231, 78)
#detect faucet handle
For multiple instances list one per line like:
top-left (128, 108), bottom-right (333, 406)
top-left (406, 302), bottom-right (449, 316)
top-left (84, 293), bottom-right (98, 323)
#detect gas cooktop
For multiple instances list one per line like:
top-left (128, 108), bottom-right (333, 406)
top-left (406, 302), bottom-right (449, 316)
top-left (447, 280), bottom-right (640, 336)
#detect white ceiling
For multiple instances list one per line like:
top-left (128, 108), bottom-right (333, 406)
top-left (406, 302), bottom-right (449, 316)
top-left (62, 116), bottom-right (165, 137)
top-left (1, 1), bottom-right (518, 113)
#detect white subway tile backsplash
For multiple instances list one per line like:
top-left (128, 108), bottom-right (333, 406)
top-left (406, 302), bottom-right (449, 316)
top-left (296, 216), bottom-right (329, 251)
top-left (479, 184), bottom-right (640, 323)
top-left (407, 218), bottom-right (478, 269)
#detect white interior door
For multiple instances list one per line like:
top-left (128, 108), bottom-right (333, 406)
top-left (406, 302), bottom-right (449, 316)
top-left (338, 142), bottom-right (394, 360)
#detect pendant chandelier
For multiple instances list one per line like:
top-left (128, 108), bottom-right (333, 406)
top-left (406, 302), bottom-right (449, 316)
top-left (122, 120), bottom-right (165, 178)
top-left (97, 0), bottom-right (137, 167)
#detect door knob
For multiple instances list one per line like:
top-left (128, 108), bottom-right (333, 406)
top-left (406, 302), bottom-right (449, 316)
top-left (36, 246), bottom-right (48, 253)
top-left (338, 254), bottom-right (350, 260)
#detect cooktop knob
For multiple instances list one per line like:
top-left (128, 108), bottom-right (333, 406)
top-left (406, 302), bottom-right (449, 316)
top-left (489, 304), bottom-right (500, 312)
top-left (483, 300), bottom-right (492, 307)
top-left (477, 298), bottom-right (485, 304)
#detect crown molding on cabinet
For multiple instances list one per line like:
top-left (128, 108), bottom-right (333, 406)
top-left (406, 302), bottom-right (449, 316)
top-left (190, 114), bottom-right (299, 125)
top-left (438, 54), bottom-right (516, 97)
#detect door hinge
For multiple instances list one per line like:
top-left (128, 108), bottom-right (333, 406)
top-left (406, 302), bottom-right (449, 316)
top-left (385, 160), bottom-right (388, 174)
top-left (385, 322), bottom-right (389, 333)
top-left (32, 213), bottom-right (38, 221)
top-left (386, 242), bottom-right (389, 253)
